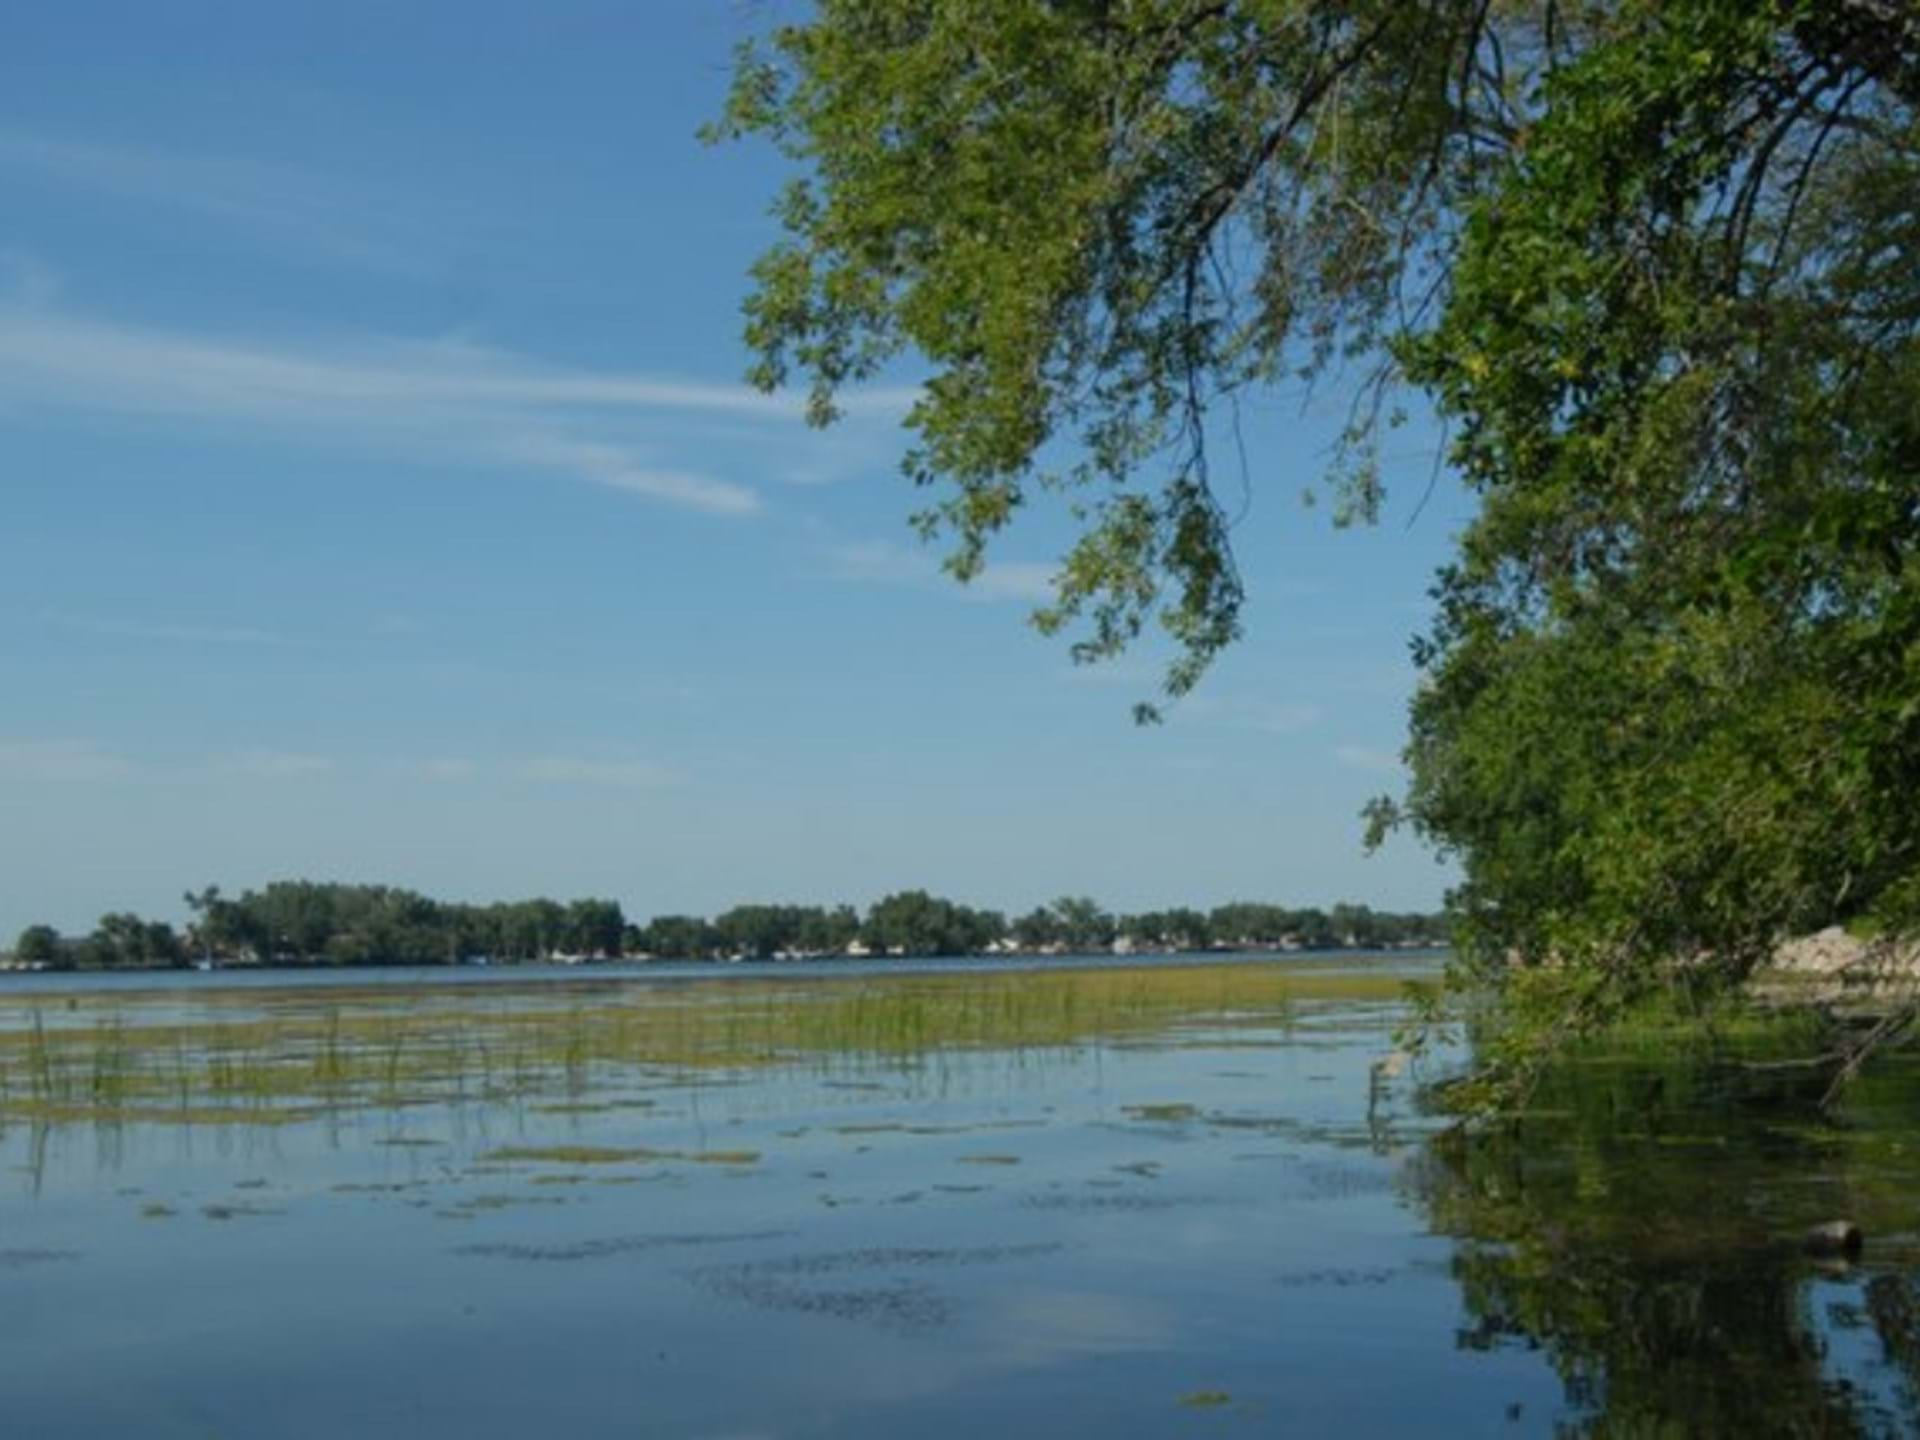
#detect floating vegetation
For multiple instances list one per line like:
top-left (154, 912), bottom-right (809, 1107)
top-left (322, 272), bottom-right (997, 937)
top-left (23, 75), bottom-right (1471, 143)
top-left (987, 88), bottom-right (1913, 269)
top-left (483, 1145), bottom-right (663, 1165)
top-left (687, 1243), bottom-right (1063, 1332)
top-left (1020, 1192), bottom-right (1224, 1212)
top-left (482, 1144), bottom-right (759, 1167)
top-left (455, 1229), bottom-right (791, 1263)
top-left (1179, 1391), bottom-right (1233, 1408)
top-left (201, 1203), bottom-right (280, 1221)
top-left (956, 1153), bottom-right (1022, 1166)
top-left (699, 1272), bottom-right (950, 1332)
top-left (1272, 1267), bottom-right (1397, 1288)
top-left (0, 1248), bottom-right (79, 1267)
top-left (1123, 1103), bottom-right (1199, 1123)
top-left (448, 1193), bottom-right (569, 1213)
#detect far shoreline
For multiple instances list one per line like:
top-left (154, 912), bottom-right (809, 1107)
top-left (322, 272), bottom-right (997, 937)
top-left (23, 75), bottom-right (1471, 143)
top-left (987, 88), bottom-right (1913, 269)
top-left (0, 945), bottom-right (1451, 1000)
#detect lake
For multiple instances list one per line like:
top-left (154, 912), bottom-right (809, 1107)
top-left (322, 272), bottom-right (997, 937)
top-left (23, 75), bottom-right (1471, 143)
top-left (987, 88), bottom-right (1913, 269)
top-left (2, 954), bottom-right (1916, 1435)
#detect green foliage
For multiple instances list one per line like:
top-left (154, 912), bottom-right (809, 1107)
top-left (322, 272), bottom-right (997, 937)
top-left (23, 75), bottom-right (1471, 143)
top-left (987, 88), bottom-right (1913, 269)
top-left (11, 882), bottom-right (1444, 969)
top-left (718, 0), bottom-right (1920, 1100)
top-left (168, 881), bottom-right (628, 966)
top-left (1413, 993), bottom-right (1920, 1431)
top-left (863, 889), bottom-right (1003, 956)
top-left (631, 913), bottom-right (713, 960)
top-left (708, 903), bottom-right (861, 959)
top-left (1047, 895), bottom-right (1115, 951)
top-left (1383, 0), bottom-right (1920, 1093)
top-left (11, 924), bottom-right (62, 968)
top-left (711, 0), bottom-right (1525, 713)
top-left (86, 913), bottom-right (183, 970)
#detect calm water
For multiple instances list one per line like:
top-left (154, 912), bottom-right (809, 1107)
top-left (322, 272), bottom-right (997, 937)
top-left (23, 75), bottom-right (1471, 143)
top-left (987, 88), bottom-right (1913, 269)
top-left (2, 956), bottom-right (1917, 1436)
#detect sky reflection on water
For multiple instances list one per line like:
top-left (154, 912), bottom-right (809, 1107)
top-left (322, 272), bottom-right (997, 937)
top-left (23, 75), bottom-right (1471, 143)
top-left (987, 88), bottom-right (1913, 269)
top-left (1, 961), bottom-right (1915, 1436)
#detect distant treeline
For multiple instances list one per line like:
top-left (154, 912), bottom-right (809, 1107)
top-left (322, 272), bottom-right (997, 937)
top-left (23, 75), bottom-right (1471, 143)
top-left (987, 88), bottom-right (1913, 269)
top-left (6, 881), bottom-right (1449, 970)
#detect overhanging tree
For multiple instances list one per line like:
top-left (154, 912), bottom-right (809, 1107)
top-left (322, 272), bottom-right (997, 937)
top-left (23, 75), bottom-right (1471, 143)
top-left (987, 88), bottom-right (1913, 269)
top-left (714, 0), bottom-right (1920, 1091)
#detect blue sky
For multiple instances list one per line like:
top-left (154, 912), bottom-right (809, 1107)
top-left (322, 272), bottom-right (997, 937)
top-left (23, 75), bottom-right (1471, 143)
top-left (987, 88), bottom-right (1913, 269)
top-left (0, 2), bottom-right (1469, 937)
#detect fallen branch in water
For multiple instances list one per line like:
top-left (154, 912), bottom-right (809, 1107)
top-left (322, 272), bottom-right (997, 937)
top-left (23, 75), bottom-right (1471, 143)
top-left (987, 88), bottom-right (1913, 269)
top-left (1821, 1002), bottom-right (1920, 1110)
top-left (1735, 998), bottom-right (1920, 1106)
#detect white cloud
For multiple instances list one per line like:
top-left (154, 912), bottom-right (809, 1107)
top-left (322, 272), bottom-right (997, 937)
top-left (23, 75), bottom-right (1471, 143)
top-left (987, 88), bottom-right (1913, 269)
top-left (0, 302), bottom-right (903, 426)
top-left (413, 758), bottom-right (477, 782)
top-left (221, 750), bottom-right (331, 778)
top-left (968, 561), bottom-right (1057, 604)
top-left (1165, 753), bottom-right (1218, 773)
top-left (1333, 743), bottom-right (1401, 774)
top-left (0, 130), bottom-right (443, 272)
top-left (1056, 658), bottom-right (1165, 688)
top-left (0, 249), bottom-right (60, 306)
top-left (508, 435), bottom-right (757, 517)
top-left (0, 739), bottom-right (132, 782)
top-left (810, 537), bottom-right (938, 587)
top-left (45, 611), bottom-right (282, 646)
top-left (520, 756), bottom-right (680, 789)
top-left (1238, 701), bottom-right (1322, 735)
top-left (0, 130), bottom-right (923, 513)
top-left (0, 305), bottom-right (838, 516)
top-left (807, 536), bottom-right (1054, 603)
top-left (1124, 693), bottom-right (1320, 732)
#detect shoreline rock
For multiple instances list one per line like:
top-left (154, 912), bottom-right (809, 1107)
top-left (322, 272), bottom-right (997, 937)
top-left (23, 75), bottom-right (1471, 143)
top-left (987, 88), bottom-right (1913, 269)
top-left (1766, 927), bottom-right (1920, 988)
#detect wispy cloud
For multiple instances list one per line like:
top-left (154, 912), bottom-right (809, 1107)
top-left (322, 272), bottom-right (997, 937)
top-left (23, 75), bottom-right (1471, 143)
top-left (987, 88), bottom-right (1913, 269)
top-left (218, 749), bottom-right (332, 778)
top-left (0, 738), bottom-right (133, 782)
top-left (0, 130), bottom-right (445, 272)
top-left (810, 538), bottom-right (937, 587)
top-left (0, 304), bottom-right (812, 516)
top-left (520, 755), bottom-right (681, 790)
top-left (806, 536), bottom-right (1055, 604)
top-left (507, 435), bottom-right (759, 516)
top-left (0, 249), bottom-right (60, 306)
top-left (0, 740), bottom-right (339, 782)
top-left (1333, 743), bottom-right (1401, 774)
top-left (1056, 658), bottom-right (1166, 689)
top-left (969, 562), bottom-right (1057, 604)
top-left (1236, 701), bottom-right (1323, 735)
top-left (1114, 692), bottom-right (1320, 733)
top-left (370, 614), bottom-right (428, 638)
top-left (44, 611), bottom-right (282, 646)
top-left (412, 757), bottom-right (477, 783)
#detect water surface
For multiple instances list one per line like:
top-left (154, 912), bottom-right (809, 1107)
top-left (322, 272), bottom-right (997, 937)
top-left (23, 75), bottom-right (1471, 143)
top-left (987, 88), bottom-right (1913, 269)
top-left (2, 956), bottom-right (1916, 1435)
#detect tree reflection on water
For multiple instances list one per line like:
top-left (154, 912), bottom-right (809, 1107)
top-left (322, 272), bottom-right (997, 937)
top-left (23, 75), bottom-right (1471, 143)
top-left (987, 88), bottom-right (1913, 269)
top-left (1414, 1031), bottom-right (1920, 1434)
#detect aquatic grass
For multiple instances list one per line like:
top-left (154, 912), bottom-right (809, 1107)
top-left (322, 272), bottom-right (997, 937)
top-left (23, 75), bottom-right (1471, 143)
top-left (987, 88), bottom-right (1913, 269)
top-left (2, 1100), bottom-right (316, 1127)
top-left (0, 962), bottom-right (1356, 1129)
